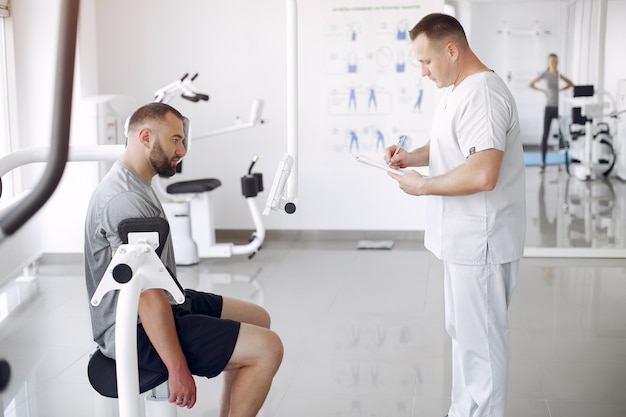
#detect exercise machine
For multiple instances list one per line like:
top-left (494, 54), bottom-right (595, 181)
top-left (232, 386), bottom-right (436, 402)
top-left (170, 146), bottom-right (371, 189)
top-left (264, 0), bottom-right (299, 217)
top-left (263, 153), bottom-right (296, 215)
top-left (150, 73), bottom-right (266, 264)
top-left (0, 359), bottom-right (10, 417)
top-left (613, 79), bottom-right (626, 181)
top-left (566, 85), bottom-right (617, 181)
top-left (88, 218), bottom-right (184, 417)
top-left (155, 156), bottom-right (265, 264)
top-left (0, 80), bottom-right (266, 266)
top-left (154, 73), bottom-right (209, 103)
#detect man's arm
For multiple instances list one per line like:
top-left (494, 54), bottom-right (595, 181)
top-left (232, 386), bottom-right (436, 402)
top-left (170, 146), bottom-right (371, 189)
top-left (389, 148), bottom-right (503, 196)
top-left (138, 289), bottom-right (197, 408)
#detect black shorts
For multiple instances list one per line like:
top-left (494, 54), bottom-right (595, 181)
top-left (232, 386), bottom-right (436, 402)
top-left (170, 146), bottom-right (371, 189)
top-left (136, 289), bottom-right (241, 379)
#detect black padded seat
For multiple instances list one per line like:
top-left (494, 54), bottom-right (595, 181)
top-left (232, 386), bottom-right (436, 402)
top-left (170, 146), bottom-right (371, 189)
top-left (166, 179), bottom-right (221, 195)
top-left (87, 349), bottom-right (167, 398)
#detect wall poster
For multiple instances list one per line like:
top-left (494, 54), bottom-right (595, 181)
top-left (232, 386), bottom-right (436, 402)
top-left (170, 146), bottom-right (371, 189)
top-left (322, 0), bottom-right (444, 165)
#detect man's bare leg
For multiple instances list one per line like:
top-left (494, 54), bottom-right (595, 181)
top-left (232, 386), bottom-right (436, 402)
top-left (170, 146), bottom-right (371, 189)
top-left (218, 370), bottom-right (237, 417)
top-left (218, 297), bottom-right (281, 417)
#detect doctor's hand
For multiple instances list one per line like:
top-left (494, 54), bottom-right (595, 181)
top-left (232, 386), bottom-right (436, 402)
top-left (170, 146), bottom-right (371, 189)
top-left (384, 145), bottom-right (409, 168)
top-left (388, 170), bottom-right (427, 196)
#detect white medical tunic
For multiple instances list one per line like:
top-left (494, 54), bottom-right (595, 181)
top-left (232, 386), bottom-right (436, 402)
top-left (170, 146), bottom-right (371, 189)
top-left (424, 71), bottom-right (526, 265)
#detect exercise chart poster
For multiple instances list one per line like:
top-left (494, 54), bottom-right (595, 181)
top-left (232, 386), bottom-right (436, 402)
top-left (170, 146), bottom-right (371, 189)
top-left (321, 0), bottom-right (443, 164)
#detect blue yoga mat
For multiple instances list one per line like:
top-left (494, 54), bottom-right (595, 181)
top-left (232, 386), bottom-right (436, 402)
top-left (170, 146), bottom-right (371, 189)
top-left (524, 151), bottom-right (568, 167)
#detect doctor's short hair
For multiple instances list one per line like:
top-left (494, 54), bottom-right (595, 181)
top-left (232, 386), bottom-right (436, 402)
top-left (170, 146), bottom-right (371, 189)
top-left (409, 13), bottom-right (469, 50)
top-left (126, 102), bottom-right (185, 136)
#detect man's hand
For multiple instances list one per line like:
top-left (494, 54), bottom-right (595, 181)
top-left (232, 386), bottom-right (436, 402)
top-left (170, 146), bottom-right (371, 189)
top-left (137, 289), bottom-right (197, 408)
top-left (384, 141), bottom-right (430, 168)
top-left (168, 366), bottom-right (197, 408)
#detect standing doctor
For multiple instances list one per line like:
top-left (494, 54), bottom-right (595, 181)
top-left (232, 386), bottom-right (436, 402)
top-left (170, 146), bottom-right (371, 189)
top-left (385, 13), bottom-right (526, 417)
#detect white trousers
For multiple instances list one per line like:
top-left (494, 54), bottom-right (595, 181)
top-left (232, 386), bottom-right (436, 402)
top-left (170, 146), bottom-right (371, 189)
top-left (444, 260), bottom-right (518, 417)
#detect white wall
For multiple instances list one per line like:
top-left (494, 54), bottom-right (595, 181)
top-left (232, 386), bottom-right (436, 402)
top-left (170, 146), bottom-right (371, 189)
top-left (88, 0), bottom-right (442, 235)
top-left (2, 0), bottom-right (624, 256)
top-left (465, 1), bottom-right (565, 145)
top-left (605, 0), bottom-right (626, 97)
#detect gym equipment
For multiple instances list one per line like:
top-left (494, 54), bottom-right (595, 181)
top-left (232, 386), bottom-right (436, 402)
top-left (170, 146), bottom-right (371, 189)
top-left (0, 360), bottom-right (9, 393)
top-left (613, 79), bottom-right (626, 181)
top-left (155, 156), bottom-right (265, 264)
top-left (264, 0), bottom-right (299, 217)
top-left (566, 85), bottom-right (617, 181)
top-left (263, 153), bottom-right (296, 215)
top-left (154, 73), bottom-right (209, 103)
top-left (151, 74), bottom-right (266, 264)
top-left (151, 73), bottom-right (264, 139)
top-left (88, 217), bottom-right (185, 417)
top-left (0, 77), bottom-right (267, 265)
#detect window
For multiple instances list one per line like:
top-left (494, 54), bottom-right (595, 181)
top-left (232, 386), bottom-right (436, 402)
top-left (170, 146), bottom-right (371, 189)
top-left (0, 19), bottom-right (9, 154)
top-left (0, 4), bottom-right (15, 202)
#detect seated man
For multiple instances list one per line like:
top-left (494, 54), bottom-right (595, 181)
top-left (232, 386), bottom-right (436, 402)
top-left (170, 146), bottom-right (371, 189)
top-left (84, 102), bottom-right (283, 416)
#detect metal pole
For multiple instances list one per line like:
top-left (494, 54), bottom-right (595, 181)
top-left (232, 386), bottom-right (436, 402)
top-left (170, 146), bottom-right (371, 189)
top-left (285, 0), bottom-right (298, 202)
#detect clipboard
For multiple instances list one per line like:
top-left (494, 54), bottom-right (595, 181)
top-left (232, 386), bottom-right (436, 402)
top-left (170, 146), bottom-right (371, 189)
top-left (354, 154), bottom-right (404, 175)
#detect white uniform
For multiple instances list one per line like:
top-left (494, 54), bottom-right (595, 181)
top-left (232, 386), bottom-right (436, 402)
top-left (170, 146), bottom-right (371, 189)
top-left (424, 71), bottom-right (526, 417)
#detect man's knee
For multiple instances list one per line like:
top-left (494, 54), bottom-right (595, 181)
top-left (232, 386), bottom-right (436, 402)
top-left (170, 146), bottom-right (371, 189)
top-left (229, 324), bottom-right (283, 373)
top-left (262, 330), bottom-right (284, 372)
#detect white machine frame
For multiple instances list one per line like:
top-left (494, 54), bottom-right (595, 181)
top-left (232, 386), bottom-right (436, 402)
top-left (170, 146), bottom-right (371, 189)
top-left (263, 0), bottom-right (299, 217)
top-left (614, 79), bottom-right (626, 181)
top-left (91, 228), bottom-right (185, 417)
top-left (154, 157), bottom-right (266, 264)
top-left (263, 153), bottom-right (296, 215)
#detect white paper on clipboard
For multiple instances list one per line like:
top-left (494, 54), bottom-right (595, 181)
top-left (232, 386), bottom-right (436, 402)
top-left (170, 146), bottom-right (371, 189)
top-left (354, 154), bottom-right (405, 175)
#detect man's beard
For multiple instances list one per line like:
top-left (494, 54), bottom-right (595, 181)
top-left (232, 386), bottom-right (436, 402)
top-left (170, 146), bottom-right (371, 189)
top-left (150, 140), bottom-right (178, 178)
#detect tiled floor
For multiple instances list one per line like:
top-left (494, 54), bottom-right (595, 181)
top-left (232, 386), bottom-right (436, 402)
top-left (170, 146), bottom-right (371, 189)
top-left (0, 234), bottom-right (625, 417)
top-left (1, 161), bottom-right (625, 417)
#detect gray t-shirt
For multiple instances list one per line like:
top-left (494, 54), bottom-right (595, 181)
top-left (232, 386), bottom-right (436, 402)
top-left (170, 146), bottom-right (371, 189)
top-left (84, 161), bottom-right (176, 358)
top-left (540, 71), bottom-right (560, 107)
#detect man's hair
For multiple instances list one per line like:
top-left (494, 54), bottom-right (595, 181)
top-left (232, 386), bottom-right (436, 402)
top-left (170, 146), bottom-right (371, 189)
top-left (127, 102), bottom-right (184, 134)
top-left (409, 13), bottom-right (469, 49)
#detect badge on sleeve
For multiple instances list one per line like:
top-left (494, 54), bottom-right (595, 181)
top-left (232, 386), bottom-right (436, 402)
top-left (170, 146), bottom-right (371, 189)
top-left (469, 146), bottom-right (476, 155)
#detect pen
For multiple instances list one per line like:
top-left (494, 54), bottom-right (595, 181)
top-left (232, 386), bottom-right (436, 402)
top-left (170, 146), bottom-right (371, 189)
top-left (388, 135), bottom-right (407, 166)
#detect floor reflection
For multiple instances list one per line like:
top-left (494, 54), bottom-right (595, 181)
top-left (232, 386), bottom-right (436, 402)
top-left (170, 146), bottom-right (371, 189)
top-left (1, 243), bottom-right (625, 416)
top-left (0, 267), bottom-right (39, 326)
top-left (525, 165), bottom-right (626, 249)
